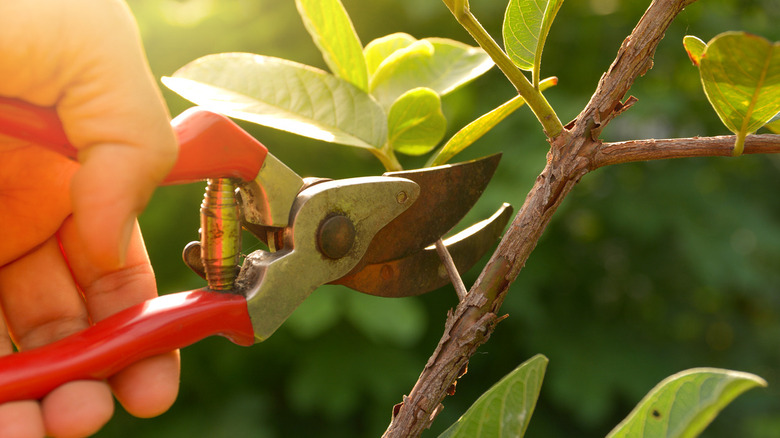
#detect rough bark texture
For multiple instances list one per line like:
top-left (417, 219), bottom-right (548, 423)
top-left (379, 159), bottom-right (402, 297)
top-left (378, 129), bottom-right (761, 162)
top-left (383, 1), bottom-right (780, 436)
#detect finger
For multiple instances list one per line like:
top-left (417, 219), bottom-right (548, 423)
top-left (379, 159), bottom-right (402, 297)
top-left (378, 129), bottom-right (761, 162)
top-left (0, 236), bottom-right (87, 349)
top-left (0, 401), bottom-right (44, 438)
top-left (0, 236), bottom-right (114, 437)
top-left (59, 217), bottom-right (180, 418)
top-left (108, 352), bottom-right (180, 419)
top-left (0, 141), bottom-right (76, 267)
top-left (0, 317), bottom-right (45, 438)
top-left (70, 144), bottom-right (172, 271)
top-left (41, 381), bottom-right (113, 438)
top-left (0, 0), bottom-right (177, 270)
top-left (60, 0), bottom-right (177, 270)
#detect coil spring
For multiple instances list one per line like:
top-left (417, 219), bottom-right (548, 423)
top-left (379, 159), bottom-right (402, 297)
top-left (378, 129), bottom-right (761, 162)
top-left (200, 178), bottom-right (240, 290)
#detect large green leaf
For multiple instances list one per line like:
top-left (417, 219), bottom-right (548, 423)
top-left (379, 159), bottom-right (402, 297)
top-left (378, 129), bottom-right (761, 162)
top-left (295, 0), bottom-right (368, 91)
top-left (438, 354), bottom-right (548, 438)
top-left (429, 76), bottom-right (557, 166)
top-left (163, 53), bottom-right (387, 149)
top-left (683, 35), bottom-right (706, 66)
top-left (503, 0), bottom-right (563, 78)
top-left (364, 32), bottom-right (416, 77)
top-left (767, 117), bottom-right (780, 133)
top-left (369, 38), bottom-right (493, 108)
top-left (699, 32), bottom-right (780, 155)
top-left (387, 88), bottom-right (446, 156)
top-left (607, 368), bottom-right (767, 438)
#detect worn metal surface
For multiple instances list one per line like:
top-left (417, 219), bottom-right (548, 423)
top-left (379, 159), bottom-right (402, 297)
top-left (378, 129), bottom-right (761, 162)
top-left (237, 153), bottom-right (304, 227)
top-left (182, 241), bottom-right (206, 279)
top-left (235, 177), bottom-right (419, 342)
top-left (333, 203), bottom-right (513, 297)
top-left (242, 154), bottom-right (501, 265)
top-left (354, 153), bottom-right (501, 268)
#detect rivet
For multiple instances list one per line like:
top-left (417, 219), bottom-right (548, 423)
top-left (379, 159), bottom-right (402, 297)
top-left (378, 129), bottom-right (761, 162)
top-left (380, 264), bottom-right (395, 282)
top-left (318, 215), bottom-right (356, 259)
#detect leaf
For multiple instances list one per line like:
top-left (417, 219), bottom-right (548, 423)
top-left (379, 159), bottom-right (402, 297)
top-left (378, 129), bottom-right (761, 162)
top-left (683, 35), bottom-right (706, 66)
top-left (503, 0), bottom-right (564, 76)
top-left (369, 38), bottom-right (493, 108)
top-left (767, 118), bottom-right (780, 133)
top-left (607, 368), bottom-right (767, 438)
top-left (438, 354), bottom-right (548, 438)
top-left (429, 76), bottom-right (558, 166)
top-left (163, 53), bottom-right (387, 149)
top-left (364, 32), bottom-right (416, 77)
top-left (764, 111), bottom-right (780, 133)
top-left (699, 32), bottom-right (780, 155)
top-left (295, 0), bottom-right (368, 91)
top-left (387, 88), bottom-right (446, 156)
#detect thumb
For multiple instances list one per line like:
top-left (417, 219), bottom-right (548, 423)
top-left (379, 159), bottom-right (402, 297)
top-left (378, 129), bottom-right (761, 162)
top-left (52, 0), bottom-right (177, 270)
top-left (70, 144), bottom-right (172, 270)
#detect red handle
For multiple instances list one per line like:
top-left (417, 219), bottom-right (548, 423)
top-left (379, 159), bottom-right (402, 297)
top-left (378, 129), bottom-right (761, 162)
top-left (0, 290), bottom-right (255, 404)
top-left (0, 97), bottom-right (268, 184)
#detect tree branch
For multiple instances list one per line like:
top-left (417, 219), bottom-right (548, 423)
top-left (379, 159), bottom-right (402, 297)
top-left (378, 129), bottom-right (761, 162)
top-left (594, 134), bottom-right (780, 167)
top-left (383, 1), bottom-right (704, 436)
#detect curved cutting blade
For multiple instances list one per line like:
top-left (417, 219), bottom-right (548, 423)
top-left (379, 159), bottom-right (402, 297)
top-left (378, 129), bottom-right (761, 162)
top-left (242, 154), bottom-right (501, 261)
top-left (356, 153), bottom-right (501, 268)
top-left (333, 203), bottom-right (513, 297)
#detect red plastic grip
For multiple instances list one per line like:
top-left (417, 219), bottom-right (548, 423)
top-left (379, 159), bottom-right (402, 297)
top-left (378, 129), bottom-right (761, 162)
top-left (0, 290), bottom-right (255, 404)
top-left (0, 97), bottom-right (268, 184)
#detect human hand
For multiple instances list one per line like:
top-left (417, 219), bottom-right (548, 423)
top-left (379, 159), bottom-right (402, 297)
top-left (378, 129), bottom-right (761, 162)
top-left (0, 1), bottom-right (180, 436)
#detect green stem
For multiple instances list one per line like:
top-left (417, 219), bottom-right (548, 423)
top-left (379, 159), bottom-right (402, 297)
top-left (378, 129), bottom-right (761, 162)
top-left (733, 131), bottom-right (747, 157)
top-left (445, 0), bottom-right (563, 138)
top-left (533, 68), bottom-right (540, 90)
top-left (371, 146), bottom-right (403, 172)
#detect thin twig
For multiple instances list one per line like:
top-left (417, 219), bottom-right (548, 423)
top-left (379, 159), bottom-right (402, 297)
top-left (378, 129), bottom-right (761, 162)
top-left (434, 239), bottom-right (468, 300)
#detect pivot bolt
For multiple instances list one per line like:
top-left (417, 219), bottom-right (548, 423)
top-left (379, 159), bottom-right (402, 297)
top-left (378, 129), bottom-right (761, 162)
top-left (318, 214), bottom-right (356, 259)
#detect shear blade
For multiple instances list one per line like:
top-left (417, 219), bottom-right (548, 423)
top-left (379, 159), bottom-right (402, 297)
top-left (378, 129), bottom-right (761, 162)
top-left (332, 203), bottom-right (513, 297)
top-left (356, 153), bottom-right (501, 267)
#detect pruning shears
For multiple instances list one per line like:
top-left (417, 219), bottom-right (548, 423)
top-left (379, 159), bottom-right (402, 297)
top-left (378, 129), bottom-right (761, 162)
top-left (0, 97), bottom-right (511, 403)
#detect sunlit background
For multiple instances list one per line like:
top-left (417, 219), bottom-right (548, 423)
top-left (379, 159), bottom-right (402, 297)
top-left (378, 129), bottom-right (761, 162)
top-left (94, 0), bottom-right (780, 436)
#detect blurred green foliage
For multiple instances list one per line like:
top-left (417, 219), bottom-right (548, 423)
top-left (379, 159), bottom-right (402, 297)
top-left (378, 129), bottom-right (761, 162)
top-left (96, 0), bottom-right (780, 436)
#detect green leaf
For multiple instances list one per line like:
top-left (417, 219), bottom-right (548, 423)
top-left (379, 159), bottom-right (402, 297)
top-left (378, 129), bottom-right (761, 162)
top-left (387, 88), bottom-right (446, 156)
top-left (438, 354), bottom-right (548, 438)
top-left (767, 118), bottom-right (780, 133)
top-left (429, 76), bottom-right (557, 166)
top-left (503, 0), bottom-right (563, 82)
top-left (295, 0), bottom-right (368, 91)
top-left (764, 111), bottom-right (780, 133)
top-left (369, 38), bottom-right (493, 108)
top-left (607, 368), bottom-right (767, 438)
top-left (699, 32), bottom-right (780, 155)
top-left (364, 32), bottom-right (416, 77)
top-left (683, 35), bottom-right (706, 66)
top-left (163, 53), bottom-right (387, 149)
